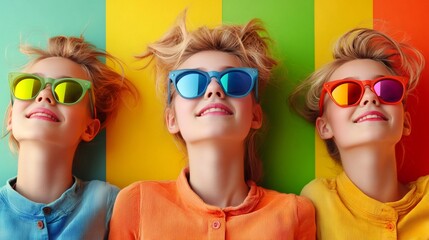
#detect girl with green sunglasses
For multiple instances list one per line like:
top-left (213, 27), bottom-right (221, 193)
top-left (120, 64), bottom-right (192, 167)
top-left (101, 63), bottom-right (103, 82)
top-left (1, 36), bottom-right (137, 239)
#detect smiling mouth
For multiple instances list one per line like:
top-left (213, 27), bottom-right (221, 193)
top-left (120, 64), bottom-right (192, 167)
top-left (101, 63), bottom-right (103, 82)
top-left (354, 114), bottom-right (387, 123)
top-left (198, 107), bottom-right (233, 117)
top-left (27, 112), bottom-right (60, 122)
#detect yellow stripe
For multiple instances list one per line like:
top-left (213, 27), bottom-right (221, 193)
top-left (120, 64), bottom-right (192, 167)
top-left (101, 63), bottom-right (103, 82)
top-left (314, 0), bottom-right (373, 178)
top-left (106, 0), bottom-right (222, 188)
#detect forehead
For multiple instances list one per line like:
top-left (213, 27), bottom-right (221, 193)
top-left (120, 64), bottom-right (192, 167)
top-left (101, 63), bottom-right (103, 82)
top-left (329, 59), bottom-right (392, 81)
top-left (24, 57), bottom-right (90, 80)
top-left (178, 51), bottom-right (243, 71)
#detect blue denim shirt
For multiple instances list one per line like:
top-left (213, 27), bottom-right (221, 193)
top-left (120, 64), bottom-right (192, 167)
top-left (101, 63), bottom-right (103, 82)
top-left (0, 177), bottom-right (119, 239)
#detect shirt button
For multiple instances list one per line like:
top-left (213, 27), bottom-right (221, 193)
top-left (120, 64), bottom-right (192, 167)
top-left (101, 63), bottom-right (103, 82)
top-left (212, 220), bottom-right (221, 229)
top-left (37, 220), bottom-right (44, 230)
top-left (43, 207), bottom-right (52, 215)
top-left (386, 222), bottom-right (395, 231)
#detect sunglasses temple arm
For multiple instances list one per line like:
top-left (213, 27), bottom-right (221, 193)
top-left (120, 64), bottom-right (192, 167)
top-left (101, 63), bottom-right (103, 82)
top-left (9, 94), bottom-right (14, 105)
top-left (89, 90), bottom-right (97, 119)
top-left (255, 78), bottom-right (259, 102)
top-left (167, 80), bottom-right (172, 105)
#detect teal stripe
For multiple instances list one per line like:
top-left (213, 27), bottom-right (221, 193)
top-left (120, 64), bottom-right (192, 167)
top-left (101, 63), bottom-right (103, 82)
top-left (0, 0), bottom-right (107, 183)
top-left (223, 0), bottom-right (315, 194)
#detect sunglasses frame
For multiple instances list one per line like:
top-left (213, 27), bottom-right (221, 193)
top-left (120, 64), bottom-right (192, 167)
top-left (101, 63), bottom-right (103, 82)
top-left (9, 72), bottom-right (97, 118)
top-left (168, 67), bottom-right (258, 104)
top-left (319, 75), bottom-right (408, 116)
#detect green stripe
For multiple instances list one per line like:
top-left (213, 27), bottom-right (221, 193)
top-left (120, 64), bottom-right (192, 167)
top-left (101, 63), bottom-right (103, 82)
top-left (223, 0), bottom-right (315, 194)
top-left (0, 0), bottom-right (107, 183)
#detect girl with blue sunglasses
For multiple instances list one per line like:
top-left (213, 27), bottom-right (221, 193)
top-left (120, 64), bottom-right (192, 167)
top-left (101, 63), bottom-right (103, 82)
top-left (290, 28), bottom-right (428, 239)
top-left (109, 12), bottom-right (315, 239)
top-left (1, 36), bottom-right (137, 239)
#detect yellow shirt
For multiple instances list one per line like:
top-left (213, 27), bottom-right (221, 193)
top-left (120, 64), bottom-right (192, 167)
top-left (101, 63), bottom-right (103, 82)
top-left (109, 168), bottom-right (316, 239)
top-left (301, 172), bottom-right (429, 240)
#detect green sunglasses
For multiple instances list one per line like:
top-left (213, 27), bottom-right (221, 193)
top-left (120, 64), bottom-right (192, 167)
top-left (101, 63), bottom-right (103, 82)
top-left (9, 72), bottom-right (97, 118)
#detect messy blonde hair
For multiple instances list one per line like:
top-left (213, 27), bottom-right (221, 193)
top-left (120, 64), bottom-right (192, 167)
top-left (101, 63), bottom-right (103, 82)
top-left (290, 28), bottom-right (424, 162)
top-left (137, 12), bottom-right (277, 182)
top-left (6, 35), bottom-right (138, 151)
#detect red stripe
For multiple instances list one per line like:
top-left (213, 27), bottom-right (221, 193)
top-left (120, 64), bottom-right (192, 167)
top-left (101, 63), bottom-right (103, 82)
top-left (374, 0), bottom-right (429, 182)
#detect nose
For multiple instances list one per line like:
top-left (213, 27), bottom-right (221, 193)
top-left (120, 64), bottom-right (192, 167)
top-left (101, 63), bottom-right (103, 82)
top-left (36, 85), bottom-right (56, 105)
top-left (359, 86), bottom-right (380, 106)
top-left (204, 78), bottom-right (225, 99)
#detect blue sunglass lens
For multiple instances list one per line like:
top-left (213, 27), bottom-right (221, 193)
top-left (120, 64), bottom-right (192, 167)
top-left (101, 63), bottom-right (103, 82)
top-left (220, 71), bottom-right (253, 97)
top-left (176, 72), bottom-right (208, 98)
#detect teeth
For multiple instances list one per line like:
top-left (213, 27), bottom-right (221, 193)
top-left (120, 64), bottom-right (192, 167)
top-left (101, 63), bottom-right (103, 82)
top-left (200, 107), bottom-right (230, 116)
top-left (30, 112), bottom-right (58, 122)
top-left (357, 114), bottom-right (383, 122)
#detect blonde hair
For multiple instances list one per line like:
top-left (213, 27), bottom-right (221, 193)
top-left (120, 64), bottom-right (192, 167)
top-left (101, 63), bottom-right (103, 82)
top-left (137, 13), bottom-right (277, 182)
top-left (6, 35), bottom-right (138, 151)
top-left (290, 28), bottom-right (425, 162)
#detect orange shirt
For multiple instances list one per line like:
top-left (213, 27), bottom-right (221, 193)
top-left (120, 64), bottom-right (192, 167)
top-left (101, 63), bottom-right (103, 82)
top-left (109, 168), bottom-right (316, 239)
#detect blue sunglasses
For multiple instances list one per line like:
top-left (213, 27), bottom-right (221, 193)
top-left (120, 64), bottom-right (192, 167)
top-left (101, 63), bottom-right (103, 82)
top-left (168, 67), bottom-right (258, 104)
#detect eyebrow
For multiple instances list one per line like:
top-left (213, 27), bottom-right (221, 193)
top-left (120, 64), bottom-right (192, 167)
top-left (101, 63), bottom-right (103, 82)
top-left (339, 74), bottom-right (387, 80)
top-left (30, 72), bottom-right (73, 79)
top-left (197, 66), bottom-right (239, 72)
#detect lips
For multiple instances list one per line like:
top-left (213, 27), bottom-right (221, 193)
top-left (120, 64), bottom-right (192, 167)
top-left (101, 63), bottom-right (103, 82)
top-left (353, 111), bottom-right (387, 123)
top-left (197, 103), bottom-right (233, 117)
top-left (26, 108), bottom-right (60, 122)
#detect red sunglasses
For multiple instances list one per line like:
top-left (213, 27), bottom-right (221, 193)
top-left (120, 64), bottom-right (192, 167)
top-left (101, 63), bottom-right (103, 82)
top-left (319, 76), bottom-right (408, 116)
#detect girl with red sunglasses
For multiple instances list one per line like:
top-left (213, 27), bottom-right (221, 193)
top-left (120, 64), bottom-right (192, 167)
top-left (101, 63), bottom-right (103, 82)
top-left (2, 36), bottom-right (137, 239)
top-left (109, 12), bottom-right (315, 239)
top-left (290, 28), bottom-right (428, 239)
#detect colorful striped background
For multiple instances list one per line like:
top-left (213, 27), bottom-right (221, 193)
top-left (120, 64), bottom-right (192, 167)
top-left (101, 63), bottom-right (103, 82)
top-left (1, 0), bottom-right (428, 194)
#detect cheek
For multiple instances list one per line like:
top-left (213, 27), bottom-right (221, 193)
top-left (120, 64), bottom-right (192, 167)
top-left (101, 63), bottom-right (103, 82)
top-left (62, 101), bottom-right (93, 125)
top-left (242, 101), bottom-right (255, 120)
top-left (389, 106), bottom-right (406, 131)
top-left (324, 102), bottom-right (341, 123)
top-left (325, 106), bottom-right (352, 133)
top-left (172, 98), bottom-right (196, 126)
top-left (10, 101), bottom-right (27, 120)
top-left (233, 97), bottom-right (255, 127)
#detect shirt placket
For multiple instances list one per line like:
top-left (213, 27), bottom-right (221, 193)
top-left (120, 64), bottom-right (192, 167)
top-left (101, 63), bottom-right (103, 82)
top-left (208, 211), bottom-right (226, 240)
top-left (381, 207), bottom-right (398, 240)
top-left (34, 206), bottom-right (54, 239)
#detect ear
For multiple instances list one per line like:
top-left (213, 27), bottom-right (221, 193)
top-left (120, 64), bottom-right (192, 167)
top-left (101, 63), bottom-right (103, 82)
top-left (316, 116), bottom-right (334, 139)
top-left (6, 105), bottom-right (12, 131)
top-left (166, 107), bottom-right (180, 134)
top-left (251, 103), bottom-right (263, 129)
top-left (402, 111), bottom-right (412, 136)
top-left (81, 119), bottom-right (101, 142)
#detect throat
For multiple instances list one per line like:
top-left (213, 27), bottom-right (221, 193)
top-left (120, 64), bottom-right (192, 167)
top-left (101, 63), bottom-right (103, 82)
top-left (187, 165), bottom-right (249, 208)
top-left (340, 146), bottom-right (407, 202)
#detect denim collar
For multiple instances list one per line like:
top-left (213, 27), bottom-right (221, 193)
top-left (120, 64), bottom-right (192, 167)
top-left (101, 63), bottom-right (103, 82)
top-left (4, 177), bottom-right (82, 222)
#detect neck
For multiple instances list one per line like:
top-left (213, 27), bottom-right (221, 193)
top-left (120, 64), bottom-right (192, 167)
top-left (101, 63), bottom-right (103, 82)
top-left (340, 144), bottom-right (408, 202)
top-left (15, 142), bottom-right (75, 204)
top-left (187, 141), bottom-right (249, 208)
